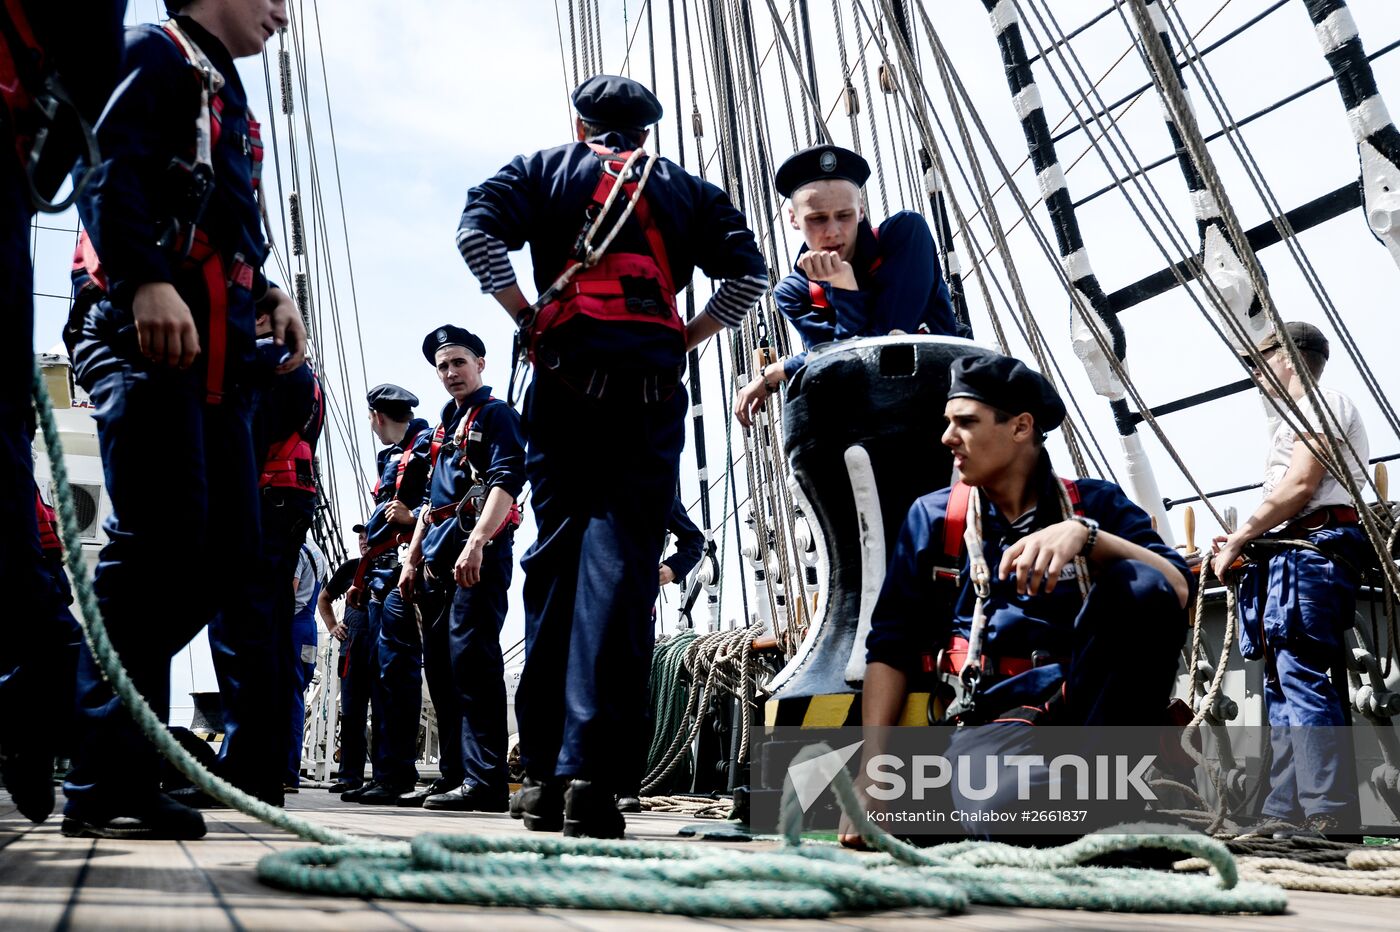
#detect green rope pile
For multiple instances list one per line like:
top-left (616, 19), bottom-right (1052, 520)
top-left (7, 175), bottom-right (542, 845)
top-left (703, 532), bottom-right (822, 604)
top-left (35, 364), bottom-right (1289, 918)
top-left (643, 631), bottom-right (697, 778)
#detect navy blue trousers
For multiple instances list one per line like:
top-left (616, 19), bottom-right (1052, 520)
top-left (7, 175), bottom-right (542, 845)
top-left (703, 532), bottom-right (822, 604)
top-left (947, 559), bottom-right (1186, 838)
top-left (447, 540), bottom-right (512, 795)
top-left (376, 583), bottom-right (455, 787)
top-left (337, 601), bottom-right (380, 783)
top-left (516, 370), bottom-right (685, 786)
top-left (63, 325), bottom-right (275, 815)
top-left (0, 164), bottom-right (60, 759)
top-left (212, 488), bottom-right (314, 793)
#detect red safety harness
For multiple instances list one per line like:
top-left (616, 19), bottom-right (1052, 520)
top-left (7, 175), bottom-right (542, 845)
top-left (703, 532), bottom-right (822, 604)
top-left (34, 488), bottom-right (61, 556)
top-left (421, 399), bottom-right (522, 538)
top-left (260, 374), bottom-right (323, 492)
top-left (924, 479), bottom-right (1083, 725)
top-left (70, 21), bottom-right (263, 406)
top-left (0, 0), bottom-right (46, 170)
top-left (524, 144), bottom-right (684, 358)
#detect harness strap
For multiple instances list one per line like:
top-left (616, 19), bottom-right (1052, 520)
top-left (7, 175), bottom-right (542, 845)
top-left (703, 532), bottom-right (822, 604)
top-left (351, 532), bottom-right (411, 592)
top-left (34, 489), bottom-right (61, 555)
top-left (161, 19), bottom-right (223, 173)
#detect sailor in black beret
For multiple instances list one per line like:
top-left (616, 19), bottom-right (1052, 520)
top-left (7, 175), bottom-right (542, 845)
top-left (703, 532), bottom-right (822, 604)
top-left (773, 144), bottom-right (871, 199)
top-left (947, 354), bottom-right (1066, 436)
top-left (421, 325), bottom-right (487, 364)
top-left (366, 383), bottom-right (419, 421)
top-left (734, 144), bottom-right (965, 427)
top-left (456, 56), bottom-right (768, 838)
top-left (572, 74), bottom-right (664, 132)
top-left (852, 352), bottom-right (1191, 835)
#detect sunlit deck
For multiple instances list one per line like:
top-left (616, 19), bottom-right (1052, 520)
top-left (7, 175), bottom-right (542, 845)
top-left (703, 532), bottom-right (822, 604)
top-left (2, 786), bottom-right (1397, 930)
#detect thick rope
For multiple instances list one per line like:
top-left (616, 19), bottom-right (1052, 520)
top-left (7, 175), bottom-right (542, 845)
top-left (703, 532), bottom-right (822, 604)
top-left (256, 742), bottom-right (1286, 916)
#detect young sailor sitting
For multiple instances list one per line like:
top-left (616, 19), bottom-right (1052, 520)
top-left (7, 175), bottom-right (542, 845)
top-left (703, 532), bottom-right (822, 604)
top-left (842, 354), bottom-right (1190, 846)
top-left (735, 144), bottom-right (966, 427)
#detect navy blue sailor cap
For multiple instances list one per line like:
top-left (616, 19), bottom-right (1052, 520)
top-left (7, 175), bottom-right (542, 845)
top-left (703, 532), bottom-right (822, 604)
top-left (366, 383), bottom-right (418, 417)
top-left (774, 144), bottom-right (871, 198)
top-left (572, 74), bottom-right (663, 130)
top-left (947, 354), bottom-right (1066, 433)
top-left (422, 324), bottom-right (486, 364)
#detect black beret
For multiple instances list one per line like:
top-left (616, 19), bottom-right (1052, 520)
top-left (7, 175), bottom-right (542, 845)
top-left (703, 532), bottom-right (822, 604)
top-left (572, 75), bottom-right (663, 130)
top-left (422, 325), bottom-right (486, 364)
top-left (351, 522), bottom-right (368, 534)
top-left (366, 383), bottom-right (418, 417)
top-left (947, 354), bottom-right (1066, 434)
top-left (775, 145), bottom-right (871, 198)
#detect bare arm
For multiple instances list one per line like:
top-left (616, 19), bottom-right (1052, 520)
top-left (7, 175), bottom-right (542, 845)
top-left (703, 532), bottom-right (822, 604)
top-left (684, 310), bottom-right (724, 351)
top-left (492, 284), bottom-right (532, 322)
top-left (1212, 440), bottom-right (1326, 576)
top-left (316, 588), bottom-right (338, 633)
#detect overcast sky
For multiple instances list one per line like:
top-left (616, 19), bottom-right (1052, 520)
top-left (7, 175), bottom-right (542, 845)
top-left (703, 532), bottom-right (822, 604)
top-left (30, 1), bottom-right (1400, 702)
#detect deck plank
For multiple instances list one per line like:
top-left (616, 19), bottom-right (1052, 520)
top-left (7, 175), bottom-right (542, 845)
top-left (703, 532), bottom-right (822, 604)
top-left (4, 787), bottom-right (1400, 930)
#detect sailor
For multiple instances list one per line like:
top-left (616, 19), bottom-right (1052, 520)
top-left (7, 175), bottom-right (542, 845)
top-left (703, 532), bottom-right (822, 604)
top-left (339, 383), bottom-right (432, 803)
top-left (60, 0), bottom-right (301, 840)
top-left (457, 74), bottom-right (766, 837)
top-left (848, 354), bottom-right (1190, 845)
top-left (384, 325), bottom-right (525, 812)
top-left (317, 528), bottom-right (373, 793)
top-left (734, 144), bottom-right (965, 427)
top-left (0, 0), bottom-right (125, 825)
top-left (1211, 323), bottom-right (1370, 837)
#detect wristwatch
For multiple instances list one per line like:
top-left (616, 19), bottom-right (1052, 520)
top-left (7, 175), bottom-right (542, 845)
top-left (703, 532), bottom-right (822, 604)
top-left (1074, 515), bottom-right (1099, 556)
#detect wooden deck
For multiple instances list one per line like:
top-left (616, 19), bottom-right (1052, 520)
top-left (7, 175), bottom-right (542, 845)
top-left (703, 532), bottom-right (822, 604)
top-left (2, 787), bottom-right (1398, 931)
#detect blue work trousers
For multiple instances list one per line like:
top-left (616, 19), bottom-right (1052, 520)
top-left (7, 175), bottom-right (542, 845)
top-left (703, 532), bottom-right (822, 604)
top-left (63, 326), bottom-right (273, 815)
top-left (516, 370), bottom-right (685, 787)
top-left (1238, 530), bottom-right (1362, 821)
top-left (336, 602), bottom-right (380, 784)
top-left (287, 588), bottom-right (320, 786)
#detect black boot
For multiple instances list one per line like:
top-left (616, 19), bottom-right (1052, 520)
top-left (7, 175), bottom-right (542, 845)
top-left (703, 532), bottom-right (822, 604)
top-left (397, 778), bottom-right (458, 808)
top-left (512, 776), bottom-right (564, 832)
top-left (563, 779), bottom-right (625, 839)
top-left (424, 782), bottom-right (509, 812)
top-left (0, 748), bottom-right (55, 824)
top-left (328, 778), bottom-right (363, 794)
top-left (61, 793), bottom-right (207, 840)
top-left (350, 780), bottom-right (416, 805)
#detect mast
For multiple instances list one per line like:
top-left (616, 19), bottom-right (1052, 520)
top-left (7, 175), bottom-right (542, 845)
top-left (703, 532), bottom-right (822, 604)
top-left (1297, 0), bottom-right (1400, 269)
top-left (974, 0), bottom-right (1173, 539)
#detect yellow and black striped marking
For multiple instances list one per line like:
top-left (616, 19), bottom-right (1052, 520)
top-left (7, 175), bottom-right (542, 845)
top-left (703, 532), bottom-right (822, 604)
top-left (764, 692), bottom-right (937, 727)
